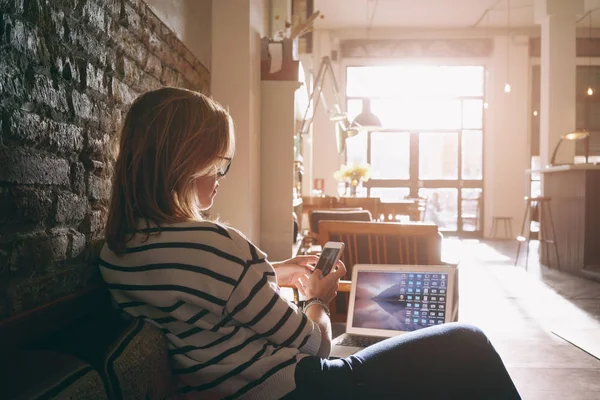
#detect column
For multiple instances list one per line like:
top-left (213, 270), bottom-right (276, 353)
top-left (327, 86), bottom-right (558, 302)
top-left (260, 81), bottom-right (301, 260)
top-left (211, 0), bottom-right (265, 242)
top-left (535, 0), bottom-right (584, 167)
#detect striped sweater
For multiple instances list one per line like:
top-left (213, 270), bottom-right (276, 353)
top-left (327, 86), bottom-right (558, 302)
top-left (99, 221), bottom-right (321, 399)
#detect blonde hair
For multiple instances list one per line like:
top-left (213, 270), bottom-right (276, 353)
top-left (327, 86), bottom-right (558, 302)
top-left (105, 87), bottom-right (234, 253)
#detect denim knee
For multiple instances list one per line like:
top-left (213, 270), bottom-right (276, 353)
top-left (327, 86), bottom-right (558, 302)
top-left (445, 322), bottom-right (490, 346)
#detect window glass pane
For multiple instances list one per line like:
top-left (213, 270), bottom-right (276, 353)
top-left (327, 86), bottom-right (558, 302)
top-left (531, 156), bottom-right (541, 181)
top-left (369, 187), bottom-right (411, 202)
top-left (371, 99), bottom-right (461, 130)
top-left (531, 180), bottom-right (541, 198)
top-left (346, 99), bottom-right (362, 123)
top-left (461, 189), bottom-right (482, 232)
top-left (346, 130), bottom-right (368, 166)
top-left (418, 188), bottom-right (458, 231)
top-left (419, 133), bottom-right (458, 180)
top-left (346, 66), bottom-right (484, 98)
top-left (371, 132), bottom-right (410, 179)
top-left (462, 130), bottom-right (483, 180)
top-left (462, 99), bottom-right (483, 129)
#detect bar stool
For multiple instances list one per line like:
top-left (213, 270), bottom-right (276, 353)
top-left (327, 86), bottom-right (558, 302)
top-left (490, 216), bottom-right (513, 239)
top-left (514, 196), bottom-right (560, 271)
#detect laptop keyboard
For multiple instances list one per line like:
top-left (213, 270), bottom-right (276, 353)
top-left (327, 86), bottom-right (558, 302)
top-left (336, 334), bottom-right (386, 348)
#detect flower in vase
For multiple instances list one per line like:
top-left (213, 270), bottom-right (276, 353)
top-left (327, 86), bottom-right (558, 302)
top-left (333, 162), bottom-right (371, 185)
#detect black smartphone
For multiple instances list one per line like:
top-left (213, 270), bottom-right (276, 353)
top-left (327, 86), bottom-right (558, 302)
top-left (314, 241), bottom-right (345, 277)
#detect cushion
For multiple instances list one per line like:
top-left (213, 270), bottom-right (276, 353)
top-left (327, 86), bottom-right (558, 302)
top-left (2, 349), bottom-right (107, 400)
top-left (46, 309), bottom-right (174, 400)
top-left (310, 209), bottom-right (372, 234)
top-left (101, 318), bottom-right (173, 400)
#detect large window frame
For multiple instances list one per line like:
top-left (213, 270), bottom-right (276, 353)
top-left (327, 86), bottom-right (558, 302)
top-left (342, 61), bottom-right (487, 237)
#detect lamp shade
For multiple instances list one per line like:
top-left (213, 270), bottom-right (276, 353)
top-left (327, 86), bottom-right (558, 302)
top-left (564, 129), bottom-right (590, 141)
top-left (550, 129), bottom-right (591, 165)
top-left (352, 98), bottom-right (382, 130)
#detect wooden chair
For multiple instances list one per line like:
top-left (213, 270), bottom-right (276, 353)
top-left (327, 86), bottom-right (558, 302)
top-left (318, 220), bottom-right (443, 321)
top-left (376, 200), bottom-right (419, 222)
top-left (337, 197), bottom-right (380, 216)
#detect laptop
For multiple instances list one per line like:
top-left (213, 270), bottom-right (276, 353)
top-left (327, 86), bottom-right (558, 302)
top-left (330, 264), bottom-right (458, 358)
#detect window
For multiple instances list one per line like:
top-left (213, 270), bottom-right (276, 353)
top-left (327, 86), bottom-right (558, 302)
top-left (345, 65), bottom-right (485, 235)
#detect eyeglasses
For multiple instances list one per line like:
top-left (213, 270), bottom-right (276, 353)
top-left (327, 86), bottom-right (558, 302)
top-left (217, 157), bottom-right (232, 177)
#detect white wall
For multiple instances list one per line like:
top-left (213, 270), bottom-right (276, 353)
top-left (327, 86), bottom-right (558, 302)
top-left (145, 0), bottom-right (212, 70)
top-left (308, 31), bottom-right (345, 197)
top-left (307, 30), bottom-right (531, 238)
top-left (210, 0), bottom-right (266, 243)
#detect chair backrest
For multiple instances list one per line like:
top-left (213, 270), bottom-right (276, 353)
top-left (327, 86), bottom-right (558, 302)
top-left (318, 220), bottom-right (443, 321)
top-left (337, 197), bottom-right (380, 215)
top-left (309, 209), bottom-right (372, 235)
top-left (376, 200), bottom-right (419, 222)
top-left (318, 221), bottom-right (442, 277)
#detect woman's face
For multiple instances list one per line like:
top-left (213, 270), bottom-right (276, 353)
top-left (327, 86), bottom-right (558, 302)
top-left (195, 174), bottom-right (219, 210)
top-left (194, 157), bottom-right (231, 210)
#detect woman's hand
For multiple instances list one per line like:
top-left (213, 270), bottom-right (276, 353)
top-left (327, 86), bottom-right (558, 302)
top-left (295, 260), bottom-right (346, 304)
top-left (272, 255), bottom-right (318, 287)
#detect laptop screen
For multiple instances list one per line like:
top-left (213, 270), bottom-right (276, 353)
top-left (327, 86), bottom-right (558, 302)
top-left (351, 270), bottom-right (449, 332)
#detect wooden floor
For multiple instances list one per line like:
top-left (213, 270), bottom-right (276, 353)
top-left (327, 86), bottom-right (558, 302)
top-left (332, 239), bottom-right (600, 399)
top-left (449, 239), bottom-right (600, 399)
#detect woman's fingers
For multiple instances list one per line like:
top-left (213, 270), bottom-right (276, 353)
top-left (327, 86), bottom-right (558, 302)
top-left (292, 255), bottom-right (319, 266)
top-left (294, 281), bottom-right (306, 297)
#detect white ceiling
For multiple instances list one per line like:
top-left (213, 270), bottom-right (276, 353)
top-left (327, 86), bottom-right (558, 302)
top-left (313, 0), bottom-right (600, 30)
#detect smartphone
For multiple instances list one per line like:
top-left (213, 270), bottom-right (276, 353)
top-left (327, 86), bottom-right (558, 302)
top-left (314, 242), bottom-right (345, 277)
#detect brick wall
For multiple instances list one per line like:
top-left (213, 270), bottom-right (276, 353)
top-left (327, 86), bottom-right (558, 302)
top-left (0, 0), bottom-right (210, 318)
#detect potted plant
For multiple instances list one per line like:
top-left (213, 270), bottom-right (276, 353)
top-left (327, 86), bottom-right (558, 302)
top-left (333, 162), bottom-right (371, 197)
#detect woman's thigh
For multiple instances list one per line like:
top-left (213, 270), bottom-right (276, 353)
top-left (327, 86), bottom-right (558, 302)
top-left (293, 323), bottom-right (520, 399)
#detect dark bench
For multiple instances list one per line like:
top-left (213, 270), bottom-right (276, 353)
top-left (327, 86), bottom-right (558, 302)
top-left (0, 284), bottom-right (175, 399)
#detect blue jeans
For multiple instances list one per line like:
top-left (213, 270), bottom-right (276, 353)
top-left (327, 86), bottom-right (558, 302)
top-left (287, 323), bottom-right (521, 399)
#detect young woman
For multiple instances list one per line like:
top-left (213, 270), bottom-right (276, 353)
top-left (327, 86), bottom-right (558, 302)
top-left (100, 87), bottom-right (521, 399)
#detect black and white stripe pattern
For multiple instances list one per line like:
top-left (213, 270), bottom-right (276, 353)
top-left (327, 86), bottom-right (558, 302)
top-left (99, 221), bottom-right (321, 399)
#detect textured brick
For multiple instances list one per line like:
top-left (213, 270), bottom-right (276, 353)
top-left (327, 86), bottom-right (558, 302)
top-left (82, 209), bottom-right (105, 240)
top-left (55, 191), bottom-right (87, 225)
top-left (70, 231), bottom-right (86, 259)
top-left (8, 18), bottom-right (49, 62)
top-left (87, 173), bottom-right (110, 202)
top-left (147, 30), bottom-right (172, 66)
top-left (161, 66), bottom-right (185, 87)
top-left (112, 77), bottom-right (137, 105)
top-left (123, 3), bottom-right (142, 38)
top-left (0, 69), bottom-right (27, 99)
top-left (71, 90), bottom-right (97, 122)
top-left (8, 111), bottom-right (84, 153)
top-left (0, 187), bottom-right (53, 226)
top-left (87, 129), bottom-right (111, 155)
top-left (144, 52), bottom-right (162, 79)
top-left (116, 26), bottom-right (148, 67)
top-left (7, 264), bottom-right (93, 314)
top-left (0, 147), bottom-right (70, 185)
top-left (49, 7), bottom-right (66, 41)
top-left (122, 55), bottom-right (161, 93)
top-left (86, 63), bottom-right (108, 95)
top-left (31, 74), bottom-right (69, 113)
top-left (96, 100), bottom-right (115, 133)
top-left (67, 21), bottom-right (112, 67)
top-left (55, 56), bottom-right (80, 83)
top-left (13, 230), bottom-right (69, 273)
top-left (82, 0), bottom-right (106, 33)
top-left (1, 0), bottom-right (212, 317)
top-left (71, 161), bottom-right (86, 196)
